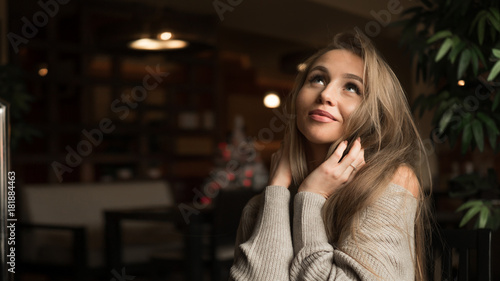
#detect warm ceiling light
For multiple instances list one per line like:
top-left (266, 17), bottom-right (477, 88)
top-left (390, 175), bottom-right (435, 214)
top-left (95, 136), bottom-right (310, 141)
top-left (457, 80), bottom-right (465, 86)
top-left (263, 92), bottom-right (280, 108)
top-left (128, 38), bottom-right (189, 50)
top-left (158, 32), bottom-right (172, 40)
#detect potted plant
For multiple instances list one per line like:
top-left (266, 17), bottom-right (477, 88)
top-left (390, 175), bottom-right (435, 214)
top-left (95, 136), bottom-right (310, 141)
top-left (395, 0), bottom-right (500, 230)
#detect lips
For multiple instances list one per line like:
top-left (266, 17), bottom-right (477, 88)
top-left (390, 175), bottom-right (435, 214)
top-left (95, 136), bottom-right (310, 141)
top-left (308, 109), bottom-right (336, 122)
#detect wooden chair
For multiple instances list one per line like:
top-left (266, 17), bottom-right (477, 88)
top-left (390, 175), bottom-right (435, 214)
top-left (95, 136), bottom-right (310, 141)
top-left (209, 187), bottom-right (259, 280)
top-left (18, 180), bottom-right (178, 280)
top-left (148, 187), bottom-right (258, 280)
top-left (430, 228), bottom-right (492, 281)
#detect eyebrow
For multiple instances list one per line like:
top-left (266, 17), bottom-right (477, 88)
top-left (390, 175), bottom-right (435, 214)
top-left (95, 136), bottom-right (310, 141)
top-left (309, 65), bottom-right (364, 84)
top-left (343, 73), bottom-right (364, 84)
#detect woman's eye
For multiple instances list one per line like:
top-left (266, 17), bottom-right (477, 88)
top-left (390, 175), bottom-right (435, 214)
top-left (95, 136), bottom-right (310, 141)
top-left (309, 75), bottom-right (325, 86)
top-left (345, 83), bottom-right (360, 94)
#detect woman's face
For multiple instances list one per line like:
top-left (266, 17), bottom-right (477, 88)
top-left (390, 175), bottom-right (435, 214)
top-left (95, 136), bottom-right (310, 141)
top-left (296, 49), bottom-right (364, 145)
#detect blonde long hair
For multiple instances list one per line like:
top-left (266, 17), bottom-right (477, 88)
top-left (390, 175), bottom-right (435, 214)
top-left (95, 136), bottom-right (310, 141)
top-left (286, 31), bottom-right (431, 280)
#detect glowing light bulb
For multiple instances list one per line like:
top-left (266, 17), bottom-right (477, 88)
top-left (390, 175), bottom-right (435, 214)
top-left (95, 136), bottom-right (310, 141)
top-left (38, 67), bottom-right (48, 77)
top-left (263, 92), bottom-right (280, 108)
top-left (158, 32), bottom-right (172, 40)
top-left (297, 63), bottom-right (307, 72)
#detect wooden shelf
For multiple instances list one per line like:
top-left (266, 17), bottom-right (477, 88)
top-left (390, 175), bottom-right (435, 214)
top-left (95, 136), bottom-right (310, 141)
top-left (10, 1), bottom-right (221, 184)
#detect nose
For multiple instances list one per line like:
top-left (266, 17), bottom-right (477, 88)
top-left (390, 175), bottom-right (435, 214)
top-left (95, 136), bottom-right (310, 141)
top-left (316, 84), bottom-right (338, 107)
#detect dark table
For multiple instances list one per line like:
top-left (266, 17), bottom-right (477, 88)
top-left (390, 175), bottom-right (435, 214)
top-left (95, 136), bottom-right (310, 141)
top-left (104, 205), bottom-right (212, 281)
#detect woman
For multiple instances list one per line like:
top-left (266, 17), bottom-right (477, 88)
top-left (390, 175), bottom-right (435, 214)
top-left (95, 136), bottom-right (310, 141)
top-left (229, 31), bottom-right (431, 280)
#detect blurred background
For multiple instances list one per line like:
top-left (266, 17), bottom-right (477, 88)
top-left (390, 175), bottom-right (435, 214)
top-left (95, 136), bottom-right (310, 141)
top-left (1, 0), bottom-right (499, 280)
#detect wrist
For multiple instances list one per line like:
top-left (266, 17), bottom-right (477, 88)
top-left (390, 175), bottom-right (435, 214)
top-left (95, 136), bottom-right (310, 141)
top-left (269, 175), bottom-right (291, 188)
top-left (298, 185), bottom-right (329, 199)
top-left (269, 180), bottom-right (291, 188)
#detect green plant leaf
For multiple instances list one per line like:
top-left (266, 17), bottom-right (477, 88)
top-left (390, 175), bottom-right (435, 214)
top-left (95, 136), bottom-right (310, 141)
top-left (493, 49), bottom-right (500, 59)
top-left (459, 204), bottom-right (482, 227)
top-left (491, 27), bottom-right (497, 43)
top-left (438, 109), bottom-right (454, 134)
top-left (433, 96), bottom-right (457, 124)
top-left (472, 119), bottom-right (484, 151)
top-left (490, 7), bottom-right (500, 22)
top-left (493, 90), bottom-right (500, 111)
top-left (436, 38), bottom-right (454, 62)
top-left (470, 10), bottom-right (487, 34)
top-left (457, 49), bottom-right (471, 78)
top-left (478, 16), bottom-right (487, 44)
top-left (449, 41), bottom-right (466, 63)
top-left (490, 208), bottom-right (500, 230)
top-left (471, 49), bottom-right (479, 76)
top-left (477, 112), bottom-right (500, 134)
top-left (479, 206), bottom-right (491, 228)
top-left (427, 30), bottom-right (452, 44)
top-left (457, 199), bottom-right (483, 212)
top-left (487, 60), bottom-right (500, 81)
top-left (488, 13), bottom-right (500, 32)
top-left (462, 122), bottom-right (473, 154)
top-left (472, 45), bottom-right (488, 67)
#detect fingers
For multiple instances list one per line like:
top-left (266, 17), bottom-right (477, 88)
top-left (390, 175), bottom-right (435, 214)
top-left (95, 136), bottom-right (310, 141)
top-left (327, 137), bottom-right (363, 167)
top-left (324, 137), bottom-right (365, 182)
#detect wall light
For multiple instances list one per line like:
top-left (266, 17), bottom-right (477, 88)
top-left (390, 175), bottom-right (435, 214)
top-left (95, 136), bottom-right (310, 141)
top-left (457, 80), bottom-right (465, 86)
top-left (263, 92), bottom-right (280, 108)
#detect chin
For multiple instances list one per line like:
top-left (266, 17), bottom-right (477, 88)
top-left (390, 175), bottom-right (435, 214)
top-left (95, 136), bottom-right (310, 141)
top-left (298, 123), bottom-right (341, 144)
top-left (301, 132), bottom-right (338, 146)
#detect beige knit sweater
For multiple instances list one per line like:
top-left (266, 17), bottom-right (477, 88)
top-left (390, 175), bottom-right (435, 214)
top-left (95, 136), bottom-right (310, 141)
top-left (229, 183), bottom-right (417, 280)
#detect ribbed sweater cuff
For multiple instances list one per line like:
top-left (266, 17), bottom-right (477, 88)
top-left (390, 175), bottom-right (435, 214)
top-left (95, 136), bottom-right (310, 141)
top-left (293, 191), bottom-right (328, 254)
top-left (265, 185), bottom-right (290, 202)
top-left (254, 185), bottom-right (291, 240)
top-left (230, 185), bottom-right (293, 280)
top-left (261, 185), bottom-right (290, 226)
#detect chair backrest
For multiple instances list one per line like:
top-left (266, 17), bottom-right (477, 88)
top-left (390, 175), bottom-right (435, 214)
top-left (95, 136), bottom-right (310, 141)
top-left (20, 180), bottom-right (176, 267)
top-left (431, 228), bottom-right (492, 281)
top-left (21, 180), bottom-right (174, 229)
top-left (211, 188), bottom-right (259, 245)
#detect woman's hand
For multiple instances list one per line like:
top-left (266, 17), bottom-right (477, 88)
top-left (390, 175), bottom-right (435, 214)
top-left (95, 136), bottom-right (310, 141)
top-left (298, 138), bottom-right (365, 199)
top-left (268, 139), bottom-right (292, 188)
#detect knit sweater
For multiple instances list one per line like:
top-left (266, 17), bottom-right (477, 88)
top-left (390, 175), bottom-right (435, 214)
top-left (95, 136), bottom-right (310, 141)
top-left (229, 183), bottom-right (417, 280)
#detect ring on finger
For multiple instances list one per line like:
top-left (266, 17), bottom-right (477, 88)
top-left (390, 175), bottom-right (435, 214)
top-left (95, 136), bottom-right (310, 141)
top-left (350, 163), bottom-right (357, 170)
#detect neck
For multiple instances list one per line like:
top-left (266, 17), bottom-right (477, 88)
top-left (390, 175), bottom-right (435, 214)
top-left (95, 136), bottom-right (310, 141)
top-left (305, 142), bottom-right (331, 171)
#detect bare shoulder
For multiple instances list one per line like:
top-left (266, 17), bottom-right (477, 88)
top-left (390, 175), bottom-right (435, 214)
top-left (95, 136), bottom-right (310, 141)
top-left (391, 165), bottom-right (419, 198)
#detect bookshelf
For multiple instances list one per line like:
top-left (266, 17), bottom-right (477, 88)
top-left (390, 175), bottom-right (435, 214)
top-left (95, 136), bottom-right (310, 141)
top-left (9, 0), bottom-right (221, 190)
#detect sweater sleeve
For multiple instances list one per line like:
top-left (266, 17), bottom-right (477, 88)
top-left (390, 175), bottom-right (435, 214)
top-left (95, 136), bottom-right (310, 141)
top-left (291, 183), bottom-right (417, 281)
top-left (229, 185), bottom-right (294, 280)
